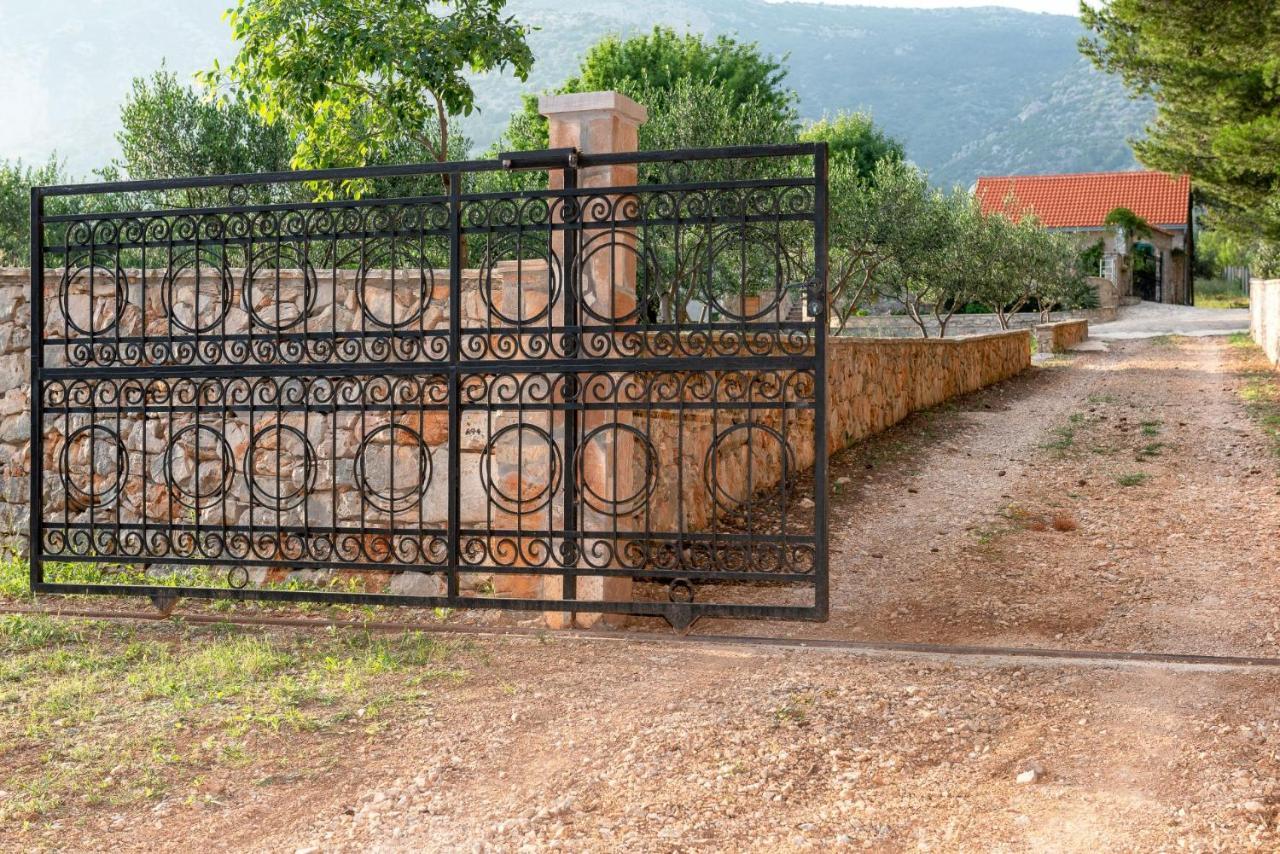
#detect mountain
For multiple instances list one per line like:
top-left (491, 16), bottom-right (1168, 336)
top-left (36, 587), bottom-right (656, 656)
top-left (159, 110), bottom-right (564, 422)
top-left (0, 0), bottom-right (1152, 187)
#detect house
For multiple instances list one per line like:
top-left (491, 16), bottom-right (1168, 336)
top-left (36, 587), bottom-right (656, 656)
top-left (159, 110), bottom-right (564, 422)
top-left (974, 170), bottom-right (1194, 305)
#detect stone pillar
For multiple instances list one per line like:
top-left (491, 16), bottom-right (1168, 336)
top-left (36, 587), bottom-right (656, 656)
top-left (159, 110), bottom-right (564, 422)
top-left (539, 92), bottom-right (647, 629)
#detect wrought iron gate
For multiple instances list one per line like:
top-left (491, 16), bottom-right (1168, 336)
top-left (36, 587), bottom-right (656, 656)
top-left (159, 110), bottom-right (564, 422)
top-left (30, 144), bottom-right (828, 627)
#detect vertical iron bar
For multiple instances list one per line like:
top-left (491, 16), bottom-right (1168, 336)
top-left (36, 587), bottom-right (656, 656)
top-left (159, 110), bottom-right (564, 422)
top-left (560, 163), bottom-right (579, 603)
top-left (28, 188), bottom-right (44, 589)
top-left (812, 142), bottom-right (830, 620)
top-left (447, 169), bottom-right (461, 601)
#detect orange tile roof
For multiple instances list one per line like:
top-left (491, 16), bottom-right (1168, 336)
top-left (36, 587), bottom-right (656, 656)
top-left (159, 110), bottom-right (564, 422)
top-left (974, 171), bottom-right (1191, 229)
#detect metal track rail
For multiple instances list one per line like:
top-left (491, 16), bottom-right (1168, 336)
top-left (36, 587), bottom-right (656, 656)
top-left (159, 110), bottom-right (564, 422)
top-left (5, 604), bottom-right (1280, 672)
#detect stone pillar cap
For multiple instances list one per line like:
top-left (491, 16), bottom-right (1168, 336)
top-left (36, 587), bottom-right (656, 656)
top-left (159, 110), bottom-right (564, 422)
top-left (538, 91), bottom-right (647, 124)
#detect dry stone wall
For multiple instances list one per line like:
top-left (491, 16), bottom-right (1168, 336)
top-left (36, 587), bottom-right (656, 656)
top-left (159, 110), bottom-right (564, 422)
top-left (2, 265), bottom-right (1029, 597)
top-left (1034, 319), bottom-right (1089, 354)
top-left (838, 307), bottom-right (1113, 339)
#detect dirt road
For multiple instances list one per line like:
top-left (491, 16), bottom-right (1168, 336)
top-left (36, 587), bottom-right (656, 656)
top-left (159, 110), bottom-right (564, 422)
top-left (15, 334), bottom-right (1280, 852)
top-left (696, 333), bottom-right (1280, 659)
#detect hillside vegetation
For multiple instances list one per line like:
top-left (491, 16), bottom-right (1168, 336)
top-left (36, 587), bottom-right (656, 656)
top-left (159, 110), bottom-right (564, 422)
top-left (2, 0), bottom-right (1150, 187)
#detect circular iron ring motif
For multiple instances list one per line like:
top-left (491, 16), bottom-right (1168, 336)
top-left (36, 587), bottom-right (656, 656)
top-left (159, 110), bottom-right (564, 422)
top-left (242, 243), bottom-right (317, 331)
top-left (476, 238), bottom-right (562, 326)
top-left (227, 566), bottom-right (250, 589)
top-left (703, 422), bottom-right (796, 511)
top-left (243, 424), bottom-right (317, 511)
top-left (668, 578), bottom-right (695, 604)
top-left (574, 422), bottom-right (658, 516)
top-left (164, 424), bottom-right (236, 510)
top-left (702, 224), bottom-right (796, 322)
top-left (357, 239), bottom-right (435, 329)
top-left (573, 233), bottom-right (653, 325)
top-left (354, 423), bottom-right (433, 514)
top-left (479, 423), bottom-right (562, 515)
top-left (162, 247), bottom-right (233, 334)
top-left (59, 257), bottom-right (127, 336)
top-left (59, 424), bottom-right (129, 509)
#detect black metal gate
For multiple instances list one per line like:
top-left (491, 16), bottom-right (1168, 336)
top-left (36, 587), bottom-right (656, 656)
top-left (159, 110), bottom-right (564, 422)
top-left (30, 144), bottom-right (828, 628)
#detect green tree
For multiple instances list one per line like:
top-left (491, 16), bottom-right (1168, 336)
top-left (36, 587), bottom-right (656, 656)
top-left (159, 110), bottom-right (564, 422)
top-left (1033, 231), bottom-right (1092, 321)
top-left (1102, 206), bottom-right (1152, 251)
top-left (968, 212), bottom-right (1028, 330)
top-left (112, 67), bottom-right (295, 206)
top-left (117, 67), bottom-right (294, 181)
top-left (0, 157), bottom-right (64, 266)
top-left (496, 26), bottom-right (794, 154)
top-left (913, 188), bottom-right (985, 338)
top-left (827, 158), bottom-right (933, 332)
top-left (629, 78), bottom-right (805, 321)
top-left (201, 0), bottom-right (534, 195)
top-left (1080, 1), bottom-right (1279, 242)
top-left (799, 112), bottom-right (904, 183)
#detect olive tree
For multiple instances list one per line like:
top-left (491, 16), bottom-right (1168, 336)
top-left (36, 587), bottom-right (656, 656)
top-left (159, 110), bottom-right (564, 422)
top-left (828, 158), bottom-right (936, 332)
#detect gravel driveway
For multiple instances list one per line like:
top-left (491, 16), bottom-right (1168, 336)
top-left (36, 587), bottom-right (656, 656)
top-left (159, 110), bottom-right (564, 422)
top-left (1090, 301), bottom-right (1249, 339)
top-left (15, 334), bottom-right (1280, 853)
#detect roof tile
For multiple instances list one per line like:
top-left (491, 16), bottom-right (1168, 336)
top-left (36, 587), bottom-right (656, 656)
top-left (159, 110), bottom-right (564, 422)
top-left (974, 171), bottom-right (1190, 229)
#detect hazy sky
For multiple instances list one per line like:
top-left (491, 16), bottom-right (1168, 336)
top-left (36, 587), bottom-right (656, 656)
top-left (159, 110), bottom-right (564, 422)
top-left (0, 0), bottom-right (1084, 174)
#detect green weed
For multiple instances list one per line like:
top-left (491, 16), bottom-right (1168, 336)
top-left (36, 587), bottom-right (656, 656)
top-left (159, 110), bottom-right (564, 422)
top-left (0, 616), bottom-right (468, 828)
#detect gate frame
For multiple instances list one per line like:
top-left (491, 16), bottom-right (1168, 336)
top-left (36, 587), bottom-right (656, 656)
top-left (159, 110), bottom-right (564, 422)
top-left (27, 142), bottom-right (829, 629)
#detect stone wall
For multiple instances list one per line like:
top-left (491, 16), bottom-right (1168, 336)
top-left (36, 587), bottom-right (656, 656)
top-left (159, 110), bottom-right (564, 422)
top-left (1088, 275), bottom-right (1118, 311)
top-left (0, 262), bottom-right (553, 602)
top-left (634, 329), bottom-right (1033, 542)
top-left (1, 264), bottom-right (1030, 602)
top-left (1251, 278), bottom-right (1280, 365)
top-left (1034, 319), bottom-right (1089, 354)
top-left (825, 331), bottom-right (1030, 453)
top-left (0, 273), bottom-right (30, 539)
top-left (838, 306), bottom-right (1114, 339)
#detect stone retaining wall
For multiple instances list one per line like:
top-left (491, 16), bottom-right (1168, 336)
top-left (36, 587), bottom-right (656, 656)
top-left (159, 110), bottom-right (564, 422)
top-left (1034, 319), bottom-right (1089, 354)
top-left (0, 266), bottom-right (1030, 594)
top-left (636, 330), bottom-right (1031, 543)
top-left (825, 331), bottom-right (1030, 453)
top-left (838, 306), bottom-right (1113, 339)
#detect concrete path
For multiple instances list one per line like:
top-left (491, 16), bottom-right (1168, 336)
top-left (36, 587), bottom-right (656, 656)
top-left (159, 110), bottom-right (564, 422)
top-left (1090, 300), bottom-right (1248, 339)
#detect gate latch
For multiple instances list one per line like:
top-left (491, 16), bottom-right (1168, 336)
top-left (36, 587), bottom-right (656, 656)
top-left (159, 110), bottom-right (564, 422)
top-left (804, 280), bottom-right (825, 318)
top-left (499, 147), bottom-right (579, 171)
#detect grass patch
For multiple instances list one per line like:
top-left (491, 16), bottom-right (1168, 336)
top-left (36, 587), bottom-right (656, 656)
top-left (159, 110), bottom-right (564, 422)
top-left (1140, 419), bottom-right (1162, 437)
top-left (0, 556), bottom-right (410, 627)
top-left (1229, 331), bottom-right (1254, 349)
top-left (1234, 349), bottom-right (1280, 458)
top-left (1043, 424), bottom-right (1076, 453)
top-left (1196, 294), bottom-right (1250, 309)
top-left (1116, 472), bottom-right (1150, 487)
top-left (1137, 441), bottom-right (1164, 460)
top-left (1195, 278), bottom-right (1249, 310)
top-left (0, 615), bottom-right (469, 830)
top-left (1243, 377), bottom-right (1280, 454)
top-left (0, 552), bottom-right (31, 599)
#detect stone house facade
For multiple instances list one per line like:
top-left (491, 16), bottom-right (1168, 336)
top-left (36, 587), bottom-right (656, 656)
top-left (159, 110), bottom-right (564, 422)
top-left (975, 170), bottom-right (1194, 305)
